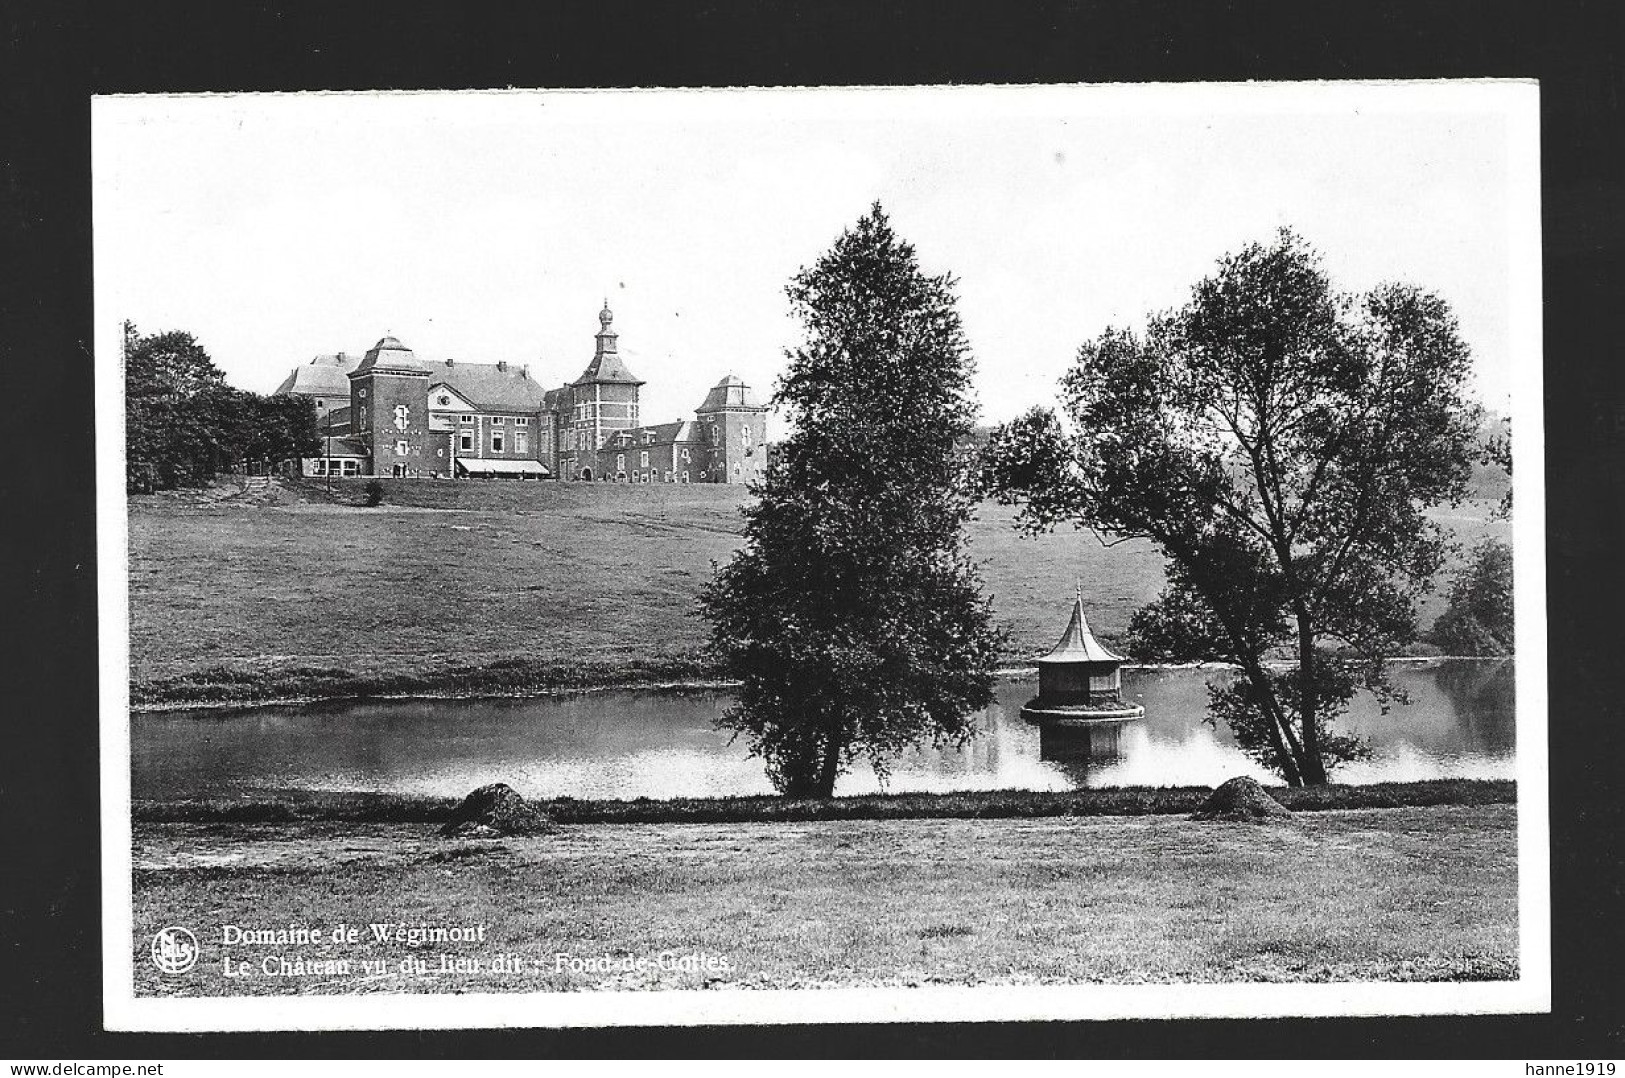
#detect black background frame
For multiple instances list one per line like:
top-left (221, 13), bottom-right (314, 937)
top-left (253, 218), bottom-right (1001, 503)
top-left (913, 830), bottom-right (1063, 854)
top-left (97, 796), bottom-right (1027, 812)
top-left (1, 0), bottom-right (1620, 1060)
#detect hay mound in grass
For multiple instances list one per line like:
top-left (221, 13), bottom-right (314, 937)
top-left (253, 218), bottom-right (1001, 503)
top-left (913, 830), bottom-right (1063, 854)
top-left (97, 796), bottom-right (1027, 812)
top-left (439, 783), bottom-right (554, 838)
top-left (1190, 776), bottom-right (1294, 822)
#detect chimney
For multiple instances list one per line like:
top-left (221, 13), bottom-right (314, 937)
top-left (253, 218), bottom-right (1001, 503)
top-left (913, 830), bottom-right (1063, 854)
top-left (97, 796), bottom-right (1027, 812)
top-left (521, 364), bottom-right (529, 378)
top-left (445, 358), bottom-right (455, 367)
top-left (497, 360), bottom-right (508, 372)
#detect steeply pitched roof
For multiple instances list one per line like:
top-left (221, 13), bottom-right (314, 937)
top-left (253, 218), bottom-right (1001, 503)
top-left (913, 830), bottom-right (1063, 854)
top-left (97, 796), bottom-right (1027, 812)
top-left (1039, 593), bottom-right (1126, 665)
top-left (696, 373), bottom-right (765, 413)
top-left (606, 420), bottom-right (701, 449)
top-left (431, 360), bottom-right (546, 411)
top-left (573, 303), bottom-right (644, 386)
top-left (353, 336), bottom-right (427, 375)
top-left (274, 354), bottom-right (362, 397)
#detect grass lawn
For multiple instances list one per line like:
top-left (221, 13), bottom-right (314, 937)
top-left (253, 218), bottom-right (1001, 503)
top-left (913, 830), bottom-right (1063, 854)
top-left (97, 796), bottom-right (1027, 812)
top-left (131, 804), bottom-right (1518, 995)
top-left (127, 479), bottom-right (1508, 704)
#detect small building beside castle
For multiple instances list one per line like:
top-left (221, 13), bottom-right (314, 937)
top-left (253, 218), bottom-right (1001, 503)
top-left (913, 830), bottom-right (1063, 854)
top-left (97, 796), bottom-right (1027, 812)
top-left (275, 303), bottom-right (766, 483)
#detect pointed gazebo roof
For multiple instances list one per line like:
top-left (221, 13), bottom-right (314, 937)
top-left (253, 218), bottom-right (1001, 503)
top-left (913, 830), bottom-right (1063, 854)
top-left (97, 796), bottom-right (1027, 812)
top-left (1038, 587), bottom-right (1126, 665)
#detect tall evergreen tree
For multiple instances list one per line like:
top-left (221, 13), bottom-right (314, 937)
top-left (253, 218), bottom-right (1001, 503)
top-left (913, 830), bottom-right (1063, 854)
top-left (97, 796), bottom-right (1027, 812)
top-left (701, 205), bottom-right (1005, 797)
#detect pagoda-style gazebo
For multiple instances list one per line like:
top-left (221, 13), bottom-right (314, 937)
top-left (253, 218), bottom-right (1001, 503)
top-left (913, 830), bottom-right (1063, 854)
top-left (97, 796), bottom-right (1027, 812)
top-left (1019, 586), bottom-right (1145, 725)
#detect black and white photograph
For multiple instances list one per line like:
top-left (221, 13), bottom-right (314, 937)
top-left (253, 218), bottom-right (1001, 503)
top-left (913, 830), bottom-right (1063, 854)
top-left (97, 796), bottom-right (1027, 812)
top-left (93, 82), bottom-right (1546, 1032)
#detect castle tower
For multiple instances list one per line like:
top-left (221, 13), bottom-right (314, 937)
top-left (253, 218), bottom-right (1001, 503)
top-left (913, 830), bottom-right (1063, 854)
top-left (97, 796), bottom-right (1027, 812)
top-left (349, 335), bottom-right (431, 477)
top-left (694, 373), bottom-right (768, 484)
top-left (568, 302), bottom-right (644, 479)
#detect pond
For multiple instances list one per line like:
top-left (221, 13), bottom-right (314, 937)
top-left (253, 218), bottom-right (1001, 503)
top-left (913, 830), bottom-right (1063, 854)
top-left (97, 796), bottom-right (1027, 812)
top-left (132, 659), bottom-right (1515, 800)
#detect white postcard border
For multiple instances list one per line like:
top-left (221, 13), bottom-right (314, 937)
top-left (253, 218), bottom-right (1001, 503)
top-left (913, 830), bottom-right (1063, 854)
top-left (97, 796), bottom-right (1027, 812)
top-left (96, 80), bottom-right (1549, 1032)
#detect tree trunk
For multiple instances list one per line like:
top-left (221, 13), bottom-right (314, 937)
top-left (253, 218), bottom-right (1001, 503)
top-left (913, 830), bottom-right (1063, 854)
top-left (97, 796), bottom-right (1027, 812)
top-left (1237, 654), bottom-right (1304, 787)
top-left (1295, 608), bottom-right (1329, 785)
top-left (814, 726), bottom-right (843, 798)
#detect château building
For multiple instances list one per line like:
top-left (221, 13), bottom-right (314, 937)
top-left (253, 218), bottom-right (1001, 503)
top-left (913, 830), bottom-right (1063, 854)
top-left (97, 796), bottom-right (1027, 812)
top-left (274, 303), bottom-right (767, 483)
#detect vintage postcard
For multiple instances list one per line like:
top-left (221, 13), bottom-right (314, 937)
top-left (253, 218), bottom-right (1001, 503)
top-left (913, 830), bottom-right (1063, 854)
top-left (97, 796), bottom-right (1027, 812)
top-left (95, 82), bottom-right (1547, 1031)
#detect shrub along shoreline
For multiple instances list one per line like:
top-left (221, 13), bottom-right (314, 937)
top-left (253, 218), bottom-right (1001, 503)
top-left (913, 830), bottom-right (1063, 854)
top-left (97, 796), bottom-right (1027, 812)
top-left (133, 778), bottom-right (1514, 826)
top-left (129, 655), bottom-right (728, 710)
top-left (129, 654), bottom-right (1486, 711)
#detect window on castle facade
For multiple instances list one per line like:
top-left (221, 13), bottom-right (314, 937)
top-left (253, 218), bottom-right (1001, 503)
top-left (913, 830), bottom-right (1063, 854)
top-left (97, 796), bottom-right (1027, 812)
top-left (680, 448), bottom-right (690, 462)
top-left (395, 440), bottom-right (410, 457)
top-left (516, 417), bottom-right (529, 426)
top-left (616, 453), bottom-right (625, 470)
top-left (460, 414), bottom-right (473, 424)
top-left (491, 416), bottom-right (505, 425)
top-left (681, 471), bottom-right (689, 483)
top-left (459, 432), bottom-right (473, 452)
top-left (516, 433), bottom-right (529, 454)
top-left (640, 451), bottom-right (649, 468)
top-left (492, 432), bottom-right (504, 452)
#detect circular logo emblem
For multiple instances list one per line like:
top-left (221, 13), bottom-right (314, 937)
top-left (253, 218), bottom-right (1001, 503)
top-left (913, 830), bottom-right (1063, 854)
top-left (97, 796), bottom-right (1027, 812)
top-left (150, 927), bottom-right (198, 975)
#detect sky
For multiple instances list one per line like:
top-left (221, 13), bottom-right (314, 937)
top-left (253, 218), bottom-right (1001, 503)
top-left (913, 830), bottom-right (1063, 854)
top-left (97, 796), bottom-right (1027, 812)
top-left (93, 84), bottom-right (1536, 427)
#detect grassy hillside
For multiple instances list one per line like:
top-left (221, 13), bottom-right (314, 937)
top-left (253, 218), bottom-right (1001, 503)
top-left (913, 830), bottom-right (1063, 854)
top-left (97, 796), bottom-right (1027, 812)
top-left (127, 477), bottom-right (1507, 704)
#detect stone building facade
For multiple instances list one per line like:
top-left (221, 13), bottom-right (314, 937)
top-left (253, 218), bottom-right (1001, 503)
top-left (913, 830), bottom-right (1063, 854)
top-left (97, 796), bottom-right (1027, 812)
top-left (275, 304), bottom-right (766, 483)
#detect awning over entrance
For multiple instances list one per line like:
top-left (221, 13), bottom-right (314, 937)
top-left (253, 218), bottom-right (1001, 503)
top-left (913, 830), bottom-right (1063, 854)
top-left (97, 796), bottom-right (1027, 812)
top-left (455, 458), bottom-right (552, 479)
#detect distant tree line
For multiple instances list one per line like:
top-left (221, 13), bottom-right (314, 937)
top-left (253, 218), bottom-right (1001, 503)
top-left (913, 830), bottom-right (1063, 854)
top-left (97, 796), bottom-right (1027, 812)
top-left (124, 323), bottom-right (319, 492)
top-left (1429, 538), bottom-right (1514, 656)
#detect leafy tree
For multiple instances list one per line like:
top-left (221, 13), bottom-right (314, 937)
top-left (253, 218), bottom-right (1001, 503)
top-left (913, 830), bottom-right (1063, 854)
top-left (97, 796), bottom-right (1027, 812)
top-left (1482, 418), bottom-right (1512, 518)
top-left (124, 323), bottom-right (235, 490)
top-left (700, 204), bottom-right (1005, 797)
top-left (983, 229), bottom-right (1479, 785)
top-left (1430, 539), bottom-right (1514, 655)
top-left (233, 391), bottom-right (321, 467)
top-left (124, 323), bottom-right (318, 490)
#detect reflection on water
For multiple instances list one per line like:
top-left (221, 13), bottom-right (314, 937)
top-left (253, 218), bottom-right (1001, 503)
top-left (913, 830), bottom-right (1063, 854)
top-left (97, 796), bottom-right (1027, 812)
top-left (132, 660), bottom-right (1516, 800)
top-left (1038, 724), bottom-right (1126, 786)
